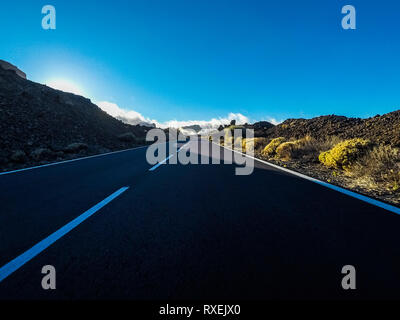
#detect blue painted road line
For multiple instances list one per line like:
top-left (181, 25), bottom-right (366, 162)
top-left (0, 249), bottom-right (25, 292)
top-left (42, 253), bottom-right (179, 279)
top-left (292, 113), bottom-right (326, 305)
top-left (148, 142), bottom-right (190, 172)
top-left (0, 186), bottom-right (130, 282)
top-left (149, 155), bottom-right (174, 171)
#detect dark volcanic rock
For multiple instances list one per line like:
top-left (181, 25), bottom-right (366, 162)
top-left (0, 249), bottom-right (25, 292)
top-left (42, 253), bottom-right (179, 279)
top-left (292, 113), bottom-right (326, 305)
top-left (251, 121), bottom-right (275, 137)
top-left (252, 121), bottom-right (275, 131)
top-left (257, 113), bottom-right (400, 146)
top-left (64, 143), bottom-right (89, 153)
top-left (117, 132), bottom-right (136, 142)
top-left (30, 148), bottom-right (53, 161)
top-left (10, 150), bottom-right (27, 163)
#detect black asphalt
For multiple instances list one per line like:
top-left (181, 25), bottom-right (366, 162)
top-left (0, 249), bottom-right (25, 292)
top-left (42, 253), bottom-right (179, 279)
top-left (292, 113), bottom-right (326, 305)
top-left (0, 140), bottom-right (399, 300)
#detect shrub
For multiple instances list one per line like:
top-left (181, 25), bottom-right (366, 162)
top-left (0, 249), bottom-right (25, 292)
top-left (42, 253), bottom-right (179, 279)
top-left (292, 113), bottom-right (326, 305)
top-left (218, 129), bottom-right (230, 146)
top-left (275, 141), bottom-right (298, 161)
top-left (228, 126), bottom-right (246, 138)
top-left (231, 136), bottom-right (243, 150)
top-left (350, 144), bottom-right (400, 192)
top-left (315, 136), bottom-right (343, 152)
top-left (274, 136), bottom-right (315, 161)
top-left (261, 137), bottom-right (286, 157)
top-left (222, 127), bottom-right (247, 148)
top-left (319, 138), bottom-right (372, 171)
top-left (241, 137), bottom-right (269, 153)
top-left (222, 135), bottom-right (234, 147)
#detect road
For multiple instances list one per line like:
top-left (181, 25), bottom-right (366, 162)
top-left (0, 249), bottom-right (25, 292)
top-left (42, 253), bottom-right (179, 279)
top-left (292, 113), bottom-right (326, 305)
top-left (0, 139), bottom-right (399, 300)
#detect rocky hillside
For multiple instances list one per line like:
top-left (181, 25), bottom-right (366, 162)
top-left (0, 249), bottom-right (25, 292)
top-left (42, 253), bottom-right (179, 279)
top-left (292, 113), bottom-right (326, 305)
top-left (0, 60), bottom-right (26, 79)
top-left (255, 113), bottom-right (400, 147)
top-left (0, 61), bottom-right (149, 171)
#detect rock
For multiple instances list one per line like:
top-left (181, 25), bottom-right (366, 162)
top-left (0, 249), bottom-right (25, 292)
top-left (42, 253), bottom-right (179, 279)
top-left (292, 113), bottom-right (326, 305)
top-left (117, 132), bottom-right (136, 142)
top-left (30, 148), bottom-right (53, 161)
top-left (0, 60), bottom-right (26, 79)
top-left (10, 150), bottom-right (27, 163)
top-left (96, 147), bottom-right (111, 154)
top-left (181, 125), bottom-right (202, 133)
top-left (64, 143), bottom-right (88, 153)
top-left (0, 153), bottom-right (8, 165)
top-left (57, 94), bottom-right (74, 106)
top-left (253, 121), bottom-right (275, 131)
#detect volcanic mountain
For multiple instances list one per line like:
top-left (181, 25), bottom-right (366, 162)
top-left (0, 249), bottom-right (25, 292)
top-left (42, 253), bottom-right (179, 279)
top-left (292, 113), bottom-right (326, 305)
top-left (0, 61), bottom-right (149, 171)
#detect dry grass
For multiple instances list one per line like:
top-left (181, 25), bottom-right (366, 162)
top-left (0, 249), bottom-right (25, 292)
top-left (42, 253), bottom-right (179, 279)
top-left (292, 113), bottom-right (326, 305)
top-left (271, 136), bottom-right (342, 161)
top-left (241, 137), bottom-right (269, 153)
top-left (348, 144), bottom-right (400, 193)
top-left (314, 136), bottom-right (343, 152)
top-left (317, 138), bottom-right (400, 195)
top-left (275, 136), bottom-right (314, 161)
top-left (260, 135), bottom-right (342, 161)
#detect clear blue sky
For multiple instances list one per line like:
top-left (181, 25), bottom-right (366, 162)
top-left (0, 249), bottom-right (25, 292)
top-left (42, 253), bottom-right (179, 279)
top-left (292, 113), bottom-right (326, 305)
top-left (1, 0), bottom-right (400, 123)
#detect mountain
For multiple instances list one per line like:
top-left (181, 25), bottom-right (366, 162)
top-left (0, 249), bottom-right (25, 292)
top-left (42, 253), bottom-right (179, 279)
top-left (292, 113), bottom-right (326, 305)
top-left (0, 61), bottom-right (149, 171)
top-left (252, 121), bottom-right (275, 131)
top-left (181, 124), bottom-right (202, 133)
top-left (255, 113), bottom-right (400, 147)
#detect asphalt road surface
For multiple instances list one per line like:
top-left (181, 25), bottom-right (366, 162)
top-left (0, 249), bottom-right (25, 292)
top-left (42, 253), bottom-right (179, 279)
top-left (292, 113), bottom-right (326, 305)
top-left (0, 140), bottom-right (399, 300)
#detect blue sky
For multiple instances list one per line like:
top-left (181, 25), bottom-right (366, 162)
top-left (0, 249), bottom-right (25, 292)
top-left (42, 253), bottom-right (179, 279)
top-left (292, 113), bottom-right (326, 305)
top-left (1, 0), bottom-right (400, 126)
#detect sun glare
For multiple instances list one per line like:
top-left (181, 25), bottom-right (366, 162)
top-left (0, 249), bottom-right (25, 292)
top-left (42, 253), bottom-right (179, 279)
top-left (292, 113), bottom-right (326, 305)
top-left (46, 79), bottom-right (85, 96)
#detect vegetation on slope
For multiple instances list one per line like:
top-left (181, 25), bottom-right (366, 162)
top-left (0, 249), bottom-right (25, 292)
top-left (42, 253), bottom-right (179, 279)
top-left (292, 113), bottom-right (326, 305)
top-left (219, 130), bottom-right (400, 205)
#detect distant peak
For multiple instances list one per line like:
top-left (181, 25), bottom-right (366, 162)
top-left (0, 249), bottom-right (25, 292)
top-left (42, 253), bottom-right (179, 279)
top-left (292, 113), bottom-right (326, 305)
top-left (0, 60), bottom-right (26, 79)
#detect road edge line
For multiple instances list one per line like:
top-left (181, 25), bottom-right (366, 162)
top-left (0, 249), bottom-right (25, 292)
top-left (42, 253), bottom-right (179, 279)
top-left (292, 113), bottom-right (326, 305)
top-left (0, 146), bottom-right (149, 177)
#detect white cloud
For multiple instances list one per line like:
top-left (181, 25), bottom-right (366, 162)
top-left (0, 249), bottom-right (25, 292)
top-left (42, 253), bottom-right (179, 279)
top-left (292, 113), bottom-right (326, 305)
top-left (96, 100), bottom-right (281, 133)
top-left (47, 79), bottom-right (86, 96)
top-left (157, 112), bottom-right (250, 133)
top-left (96, 101), bottom-right (156, 127)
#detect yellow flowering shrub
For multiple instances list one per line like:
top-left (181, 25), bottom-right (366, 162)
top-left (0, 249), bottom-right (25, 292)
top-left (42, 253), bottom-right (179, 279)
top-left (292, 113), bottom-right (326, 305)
top-left (261, 137), bottom-right (286, 157)
top-left (319, 138), bottom-right (372, 171)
